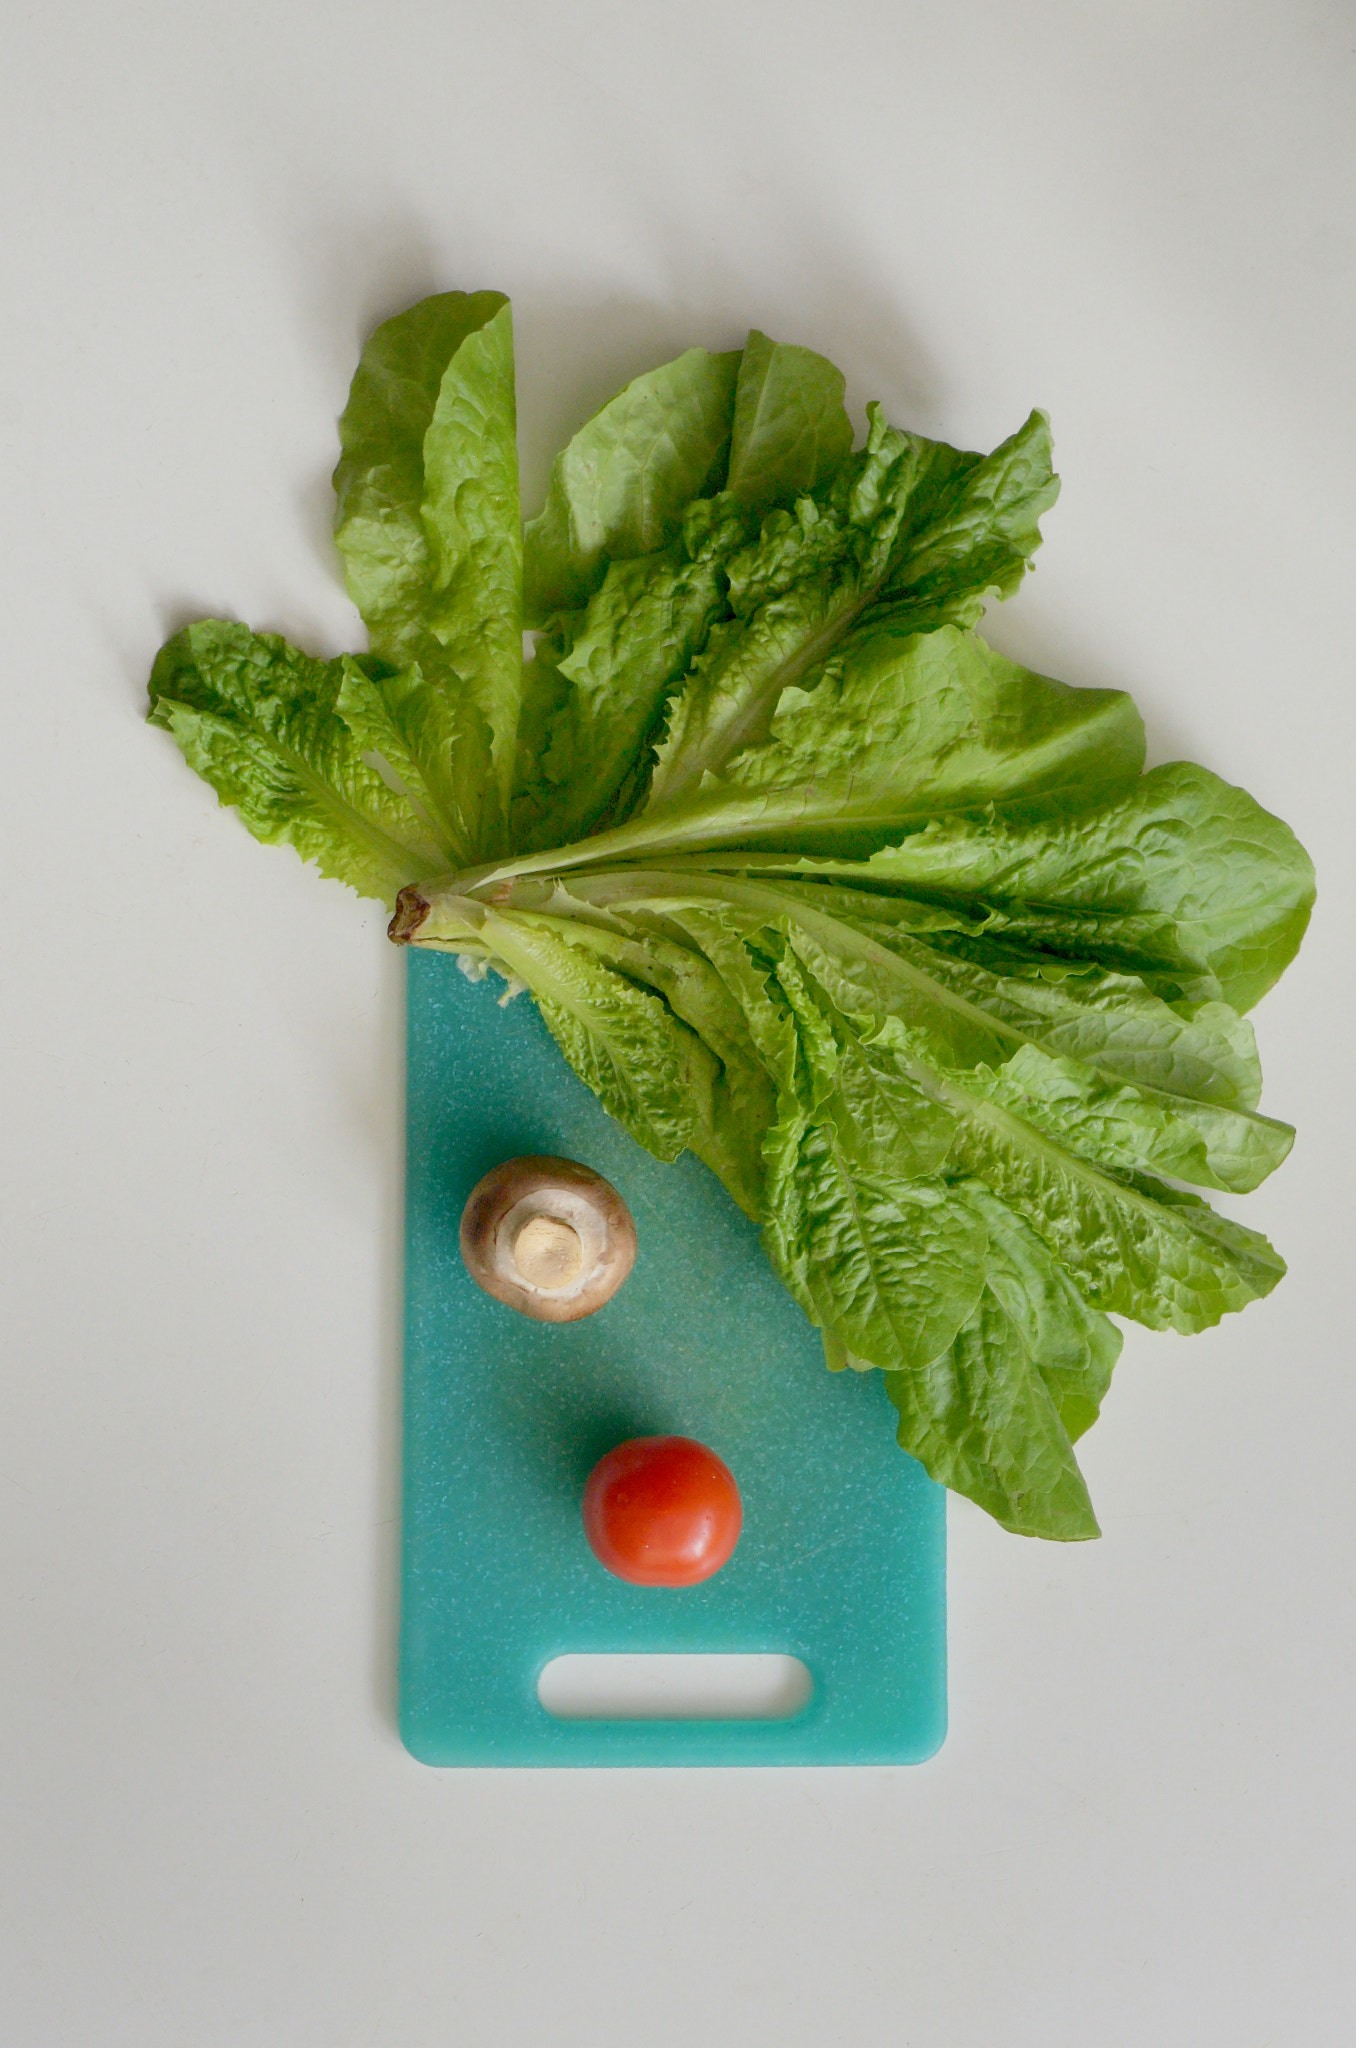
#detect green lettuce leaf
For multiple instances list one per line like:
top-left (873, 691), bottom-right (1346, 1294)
top-left (479, 874), bottom-right (1288, 1332)
top-left (959, 1181), bottom-right (1122, 1448)
top-left (462, 624), bottom-right (1143, 887)
top-left (838, 762), bottom-right (1314, 1012)
top-left (665, 758), bottom-right (1314, 1014)
top-left (148, 622), bottom-right (447, 904)
top-left (703, 913), bottom-right (1121, 1537)
top-left (334, 658), bottom-right (486, 873)
top-left (510, 496), bottom-right (752, 851)
top-left (725, 329), bottom-right (854, 511)
top-left (334, 291), bottom-right (522, 856)
top-left (743, 887), bottom-right (1265, 1106)
top-left (770, 904), bottom-right (1290, 1194)
top-left (511, 328), bottom-right (853, 844)
top-left (646, 406), bottom-right (1059, 808)
top-left (712, 624), bottom-right (1142, 843)
top-left (762, 1113), bottom-right (989, 1379)
top-left (849, 942), bottom-right (1264, 1109)
top-left (732, 896), bottom-right (1288, 1189)
top-left (973, 1040), bottom-right (1291, 1195)
top-left (333, 289), bottom-right (507, 663)
top-left (472, 908), bottom-right (715, 1168)
top-left (881, 1182), bottom-right (1121, 1540)
top-left (778, 919), bottom-right (1287, 1327)
top-left (418, 304), bottom-right (523, 833)
top-left (520, 896), bottom-right (777, 1219)
top-left (150, 287), bottom-right (1314, 1542)
top-left (523, 345), bottom-right (741, 625)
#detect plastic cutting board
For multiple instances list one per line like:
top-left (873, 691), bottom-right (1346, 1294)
top-left (400, 949), bottom-right (947, 1766)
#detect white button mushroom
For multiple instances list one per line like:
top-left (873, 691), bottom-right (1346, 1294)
top-left (459, 1156), bottom-right (637, 1322)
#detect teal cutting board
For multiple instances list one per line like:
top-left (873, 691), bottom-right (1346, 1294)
top-left (399, 950), bottom-right (946, 1766)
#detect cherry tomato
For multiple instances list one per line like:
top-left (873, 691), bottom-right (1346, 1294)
top-left (582, 1435), bottom-right (743, 1587)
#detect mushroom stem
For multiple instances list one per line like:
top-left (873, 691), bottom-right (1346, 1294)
top-left (511, 1215), bottom-right (584, 1289)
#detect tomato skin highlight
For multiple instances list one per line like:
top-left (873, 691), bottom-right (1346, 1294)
top-left (582, 1436), bottom-right (743, 1587)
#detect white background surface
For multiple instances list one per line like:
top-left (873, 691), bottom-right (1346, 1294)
top-left (2, 3), bottom-right (1353, 2042)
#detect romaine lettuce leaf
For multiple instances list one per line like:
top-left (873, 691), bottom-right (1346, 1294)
top-left (842, 940), bottom-right (1265, 1109)
top-left (713, 623), bottom-right (1142, 834)
top-left (460, 624), bottom-right (1144, 889)
top-left (763, 1116), bottom-right (989, 1378)
top-left (472, 907), bottom-right (717, 1170)
top-left (148, 288), bottom-right (1313, 1541)
top-left (523, 345), bottom-right (740, 624)
top-left (522, 327), bottom-right (856, 628)
top-left (440, 872), bottom-right (1288, 1331)
top-left (774, 923), bottom-right (1287, 1332)
top-left (511, 496), bottom-right (752, 852)
top-left (835, 761), bottom-right (1313, 1012)
top-left (725, 329), bottom-right (854, 512)
top-left (972, 1040), bottom-right (1291, 1195)
top-left (333, 657), bottom-right (490, 874)
top-left (646, 405), bottom-right (1059, 807)
top-left (148, 623), bottom-right (449, 903)
top-left (880, 1182), bottom-right (1122, 1540)
top-left (334, 291), bottom-right (522, 856)
top-left (764, 913), bottom-right (1291, 1194)
top-left (532, 900), bottom-right (777, 1220)
top-left (659, 759), bottom-right (1315, 1014)
top-left (333, 290), bottom-right (509, 660)
top-left (417, 304), bottom-right (523, 836)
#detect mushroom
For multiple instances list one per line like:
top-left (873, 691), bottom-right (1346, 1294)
top-left (459, 1156), bottom-right (637, 1322)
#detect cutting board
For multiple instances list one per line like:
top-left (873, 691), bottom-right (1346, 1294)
top-left (399, 949), bottom-right (946, 1766)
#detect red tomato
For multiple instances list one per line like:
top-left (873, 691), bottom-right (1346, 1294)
top-left (582, 1436), bottom-right (743, 1587)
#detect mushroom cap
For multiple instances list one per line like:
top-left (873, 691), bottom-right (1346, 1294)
top-left (458, 1155), bottom-right (637, 1322)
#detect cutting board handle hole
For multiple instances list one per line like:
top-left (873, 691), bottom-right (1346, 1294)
top-left (537, 1653), bottom-right (813, 1721)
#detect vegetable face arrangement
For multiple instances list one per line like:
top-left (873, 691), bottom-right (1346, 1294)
top-left (148, 290), bottom-right (1313, 1540)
